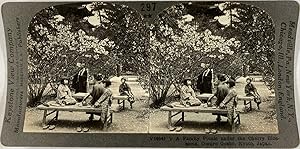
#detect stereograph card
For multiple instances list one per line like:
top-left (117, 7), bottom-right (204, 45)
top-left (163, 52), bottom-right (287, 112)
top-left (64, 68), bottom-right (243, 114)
top-left (0, 0), bottom-right (299, 148)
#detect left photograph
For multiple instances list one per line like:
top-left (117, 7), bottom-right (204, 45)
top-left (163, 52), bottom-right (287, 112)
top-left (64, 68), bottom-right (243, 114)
top-left (24, 2), bottom-right (151, 133)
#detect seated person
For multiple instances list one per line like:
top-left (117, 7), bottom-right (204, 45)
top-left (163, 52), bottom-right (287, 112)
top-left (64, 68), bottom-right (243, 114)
top-left (207, 75), bottom-right (229, 107)
top-left (89, 74), bottom-right (105, 105)
top-left (219, 79), bottom-right (238, 125)
top-left (92, 80), bottom-right (113, 128)
top-left (245, 78), bottom-right (261, 107)
top-left (83, 74), bottom-right (105, 121)
top-left (180, 78), bottom-right (202, 106)
top-left (56, 77), bottom-right (77, 106)
top-left (119, 78), bottom-right (135, 103)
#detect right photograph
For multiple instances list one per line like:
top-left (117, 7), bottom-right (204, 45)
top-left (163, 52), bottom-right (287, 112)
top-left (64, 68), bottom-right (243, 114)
top-left (148, 2), bottom-right (277, 134)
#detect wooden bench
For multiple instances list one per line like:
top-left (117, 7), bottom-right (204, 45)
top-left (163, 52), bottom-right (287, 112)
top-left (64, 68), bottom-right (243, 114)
top-left (72, 92), bottom-right (89, 102)
top-left (112, 95), bottom-right (133, 110)
top-left (37, 105), bottom-right (112, 129)
top-left (72, 93), bottom-right (133, 110)
top-left (237, 96), bottom-right (257, 111)
top-left (196, 93), bottom-right (214, 101)
top-left (161, 105), bottom-right (241, 132)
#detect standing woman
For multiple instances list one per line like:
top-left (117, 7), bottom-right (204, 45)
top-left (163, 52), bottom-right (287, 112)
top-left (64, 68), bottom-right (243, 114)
top-left (72, 63), bottom-right (88, 93)
top-left (197, 65), bottom-right (213, 94)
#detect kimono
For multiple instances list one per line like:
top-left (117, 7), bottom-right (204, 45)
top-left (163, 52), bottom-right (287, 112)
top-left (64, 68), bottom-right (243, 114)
top-left (220, 88), bottom-right (237, 125)
top-left (245, 83), bottom-right (261, 104)
top-left (214, 83), bottom-right (229, 106)
top-left (119, 82), bottom-right (134, 102)
top-left (90, 83), bottom-right (105, 105)
top-left (72, 68), bottom-right (88, 93)
top-left (94, 88), bottom-right (112, 124)
top-left (56, 84), bottom-right (77, 105)
top-left (180, 85), bottom-right (201, 106)
top-left (197, 68), bottom-right (213, 94)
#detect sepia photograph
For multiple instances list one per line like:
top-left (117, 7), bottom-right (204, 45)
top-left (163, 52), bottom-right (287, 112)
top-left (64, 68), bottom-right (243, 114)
top-left (24, 2), bottom-right (151, 133)
top-left (23, 1), bottom-right (278, 134)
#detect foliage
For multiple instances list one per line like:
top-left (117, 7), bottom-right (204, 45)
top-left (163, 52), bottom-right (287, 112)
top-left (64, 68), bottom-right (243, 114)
top-left (27, 3), bottom-right (148, 106)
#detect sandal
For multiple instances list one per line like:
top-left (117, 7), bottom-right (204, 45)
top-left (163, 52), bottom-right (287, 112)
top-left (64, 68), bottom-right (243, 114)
top-left (169, 126), bottom-right (176, 131)
top-left (42, 125), bottom-right (50, 130)
top-left (175, 126), bottom-right (183, 132)
top-left (205, 129), bottom-right (211, 134)
top-left (83, 127), bottom-right (90, 132)
top-left (76, 127), bottom-right (82, 132)
top-left (49, 125), bottom-right (56, 130)
top-left (210, 129), bottom-right (218, 134)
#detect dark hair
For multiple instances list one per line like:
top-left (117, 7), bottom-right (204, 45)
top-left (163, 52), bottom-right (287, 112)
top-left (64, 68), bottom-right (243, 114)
top-left (103, 80), bottom-right (112, 88)
top-left (121, 78), bottom-right (127, 81)
top-left (60, 77), bottom-right (69, 84)
top-left (219, 75), bottom-right (226, 82)
top-left (94, 73), bottom-right (103, 81)
top-left (246, 78), bottom-right (252, 82)
top-left (226, 79), bottom-right (236, 88)
top-left (183, 78), bottom-right (191, 86)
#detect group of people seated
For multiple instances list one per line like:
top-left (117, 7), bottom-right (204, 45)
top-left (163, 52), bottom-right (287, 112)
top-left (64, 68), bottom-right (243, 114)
top-left (53, 72), bottom-right (135, 128)
top-left (179, 73), bottom-right (261, 124)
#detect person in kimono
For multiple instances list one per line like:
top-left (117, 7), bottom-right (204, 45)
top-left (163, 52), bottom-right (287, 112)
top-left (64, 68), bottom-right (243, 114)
top-left (180, 78), bottom-right (202, 106)
top-left (119, 78), bottom-right (135, 104)
top-left (93, 80), bottom-right (113, 128)
top-left (207, 75), bottom-right (229, 107)
top-left (56, 77), bottom-right (77, 106)
top-left (197, 66), bottom-right (213, 94)
top-left (245, 77), bottom-right (261, 109)
top-left (219, 79), bottom-right (238, 125)
top-left (72, 64), bottom-right (88, 93)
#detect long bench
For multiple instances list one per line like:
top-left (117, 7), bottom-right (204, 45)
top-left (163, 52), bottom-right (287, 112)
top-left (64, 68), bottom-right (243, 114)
top-left (37, 105), bottom-right (112, 130)
top-left (196, 93), bottom-right (257, 111)
top-left (73, 93), bottom-right (133, 110)
top-left (161, 105), bottom-right (241, 132)
top-left (112, 95), bottom-right (132, 110)
top-left (237, 96), bottom-right (256, 111)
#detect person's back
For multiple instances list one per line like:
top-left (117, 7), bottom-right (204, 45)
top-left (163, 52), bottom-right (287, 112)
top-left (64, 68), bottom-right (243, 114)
top-left (90, 82), bottom-right (105, 105)
top-left (214, 83), bottom-right (229, 106)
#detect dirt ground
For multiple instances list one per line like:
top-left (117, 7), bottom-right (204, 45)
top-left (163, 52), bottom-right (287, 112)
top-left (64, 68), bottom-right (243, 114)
top-left (23, 76), bottom-right (278, 134)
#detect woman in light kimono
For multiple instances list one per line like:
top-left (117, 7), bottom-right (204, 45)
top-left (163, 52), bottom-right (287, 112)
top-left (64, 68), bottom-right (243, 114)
top-left (57, 77), bottom-right (77, 106)
top-left (180, 78), bottom-right (202, 106)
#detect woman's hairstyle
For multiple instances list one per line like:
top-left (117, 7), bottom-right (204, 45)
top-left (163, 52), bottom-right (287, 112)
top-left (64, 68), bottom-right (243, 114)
top-left (94, 73), bottom-right (103, 81)
top-left (121, 77), bottom-right (127, 81)
top-left (219, 75), bottom-right (226, 82)
top-left (183, 78), bottom-right (191, 86)
top-left (246, 77), bottom-right (253, 82)
top-left (60, 77), bottom-right (69, 84)
top-left (103, 80), bottom-right (112, 88)
top-left (226, 79), bottom-right (236, 88)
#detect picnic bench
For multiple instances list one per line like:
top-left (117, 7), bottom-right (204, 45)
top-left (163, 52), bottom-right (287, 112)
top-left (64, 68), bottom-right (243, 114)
top-left (113, 95), bottom-right (133, 110)
top-left (237, 96), bottom-right (257, 111)
top-left (196, 93), bottom-right (257, 112)
top-left (37, 104), bottom-right (113, 129)
top-left (161, 105), bottom-right (241, 132)
top-left (73, 93), bottom-right (133, 110)
top-left (196, 93), bottom-right (214, 101)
